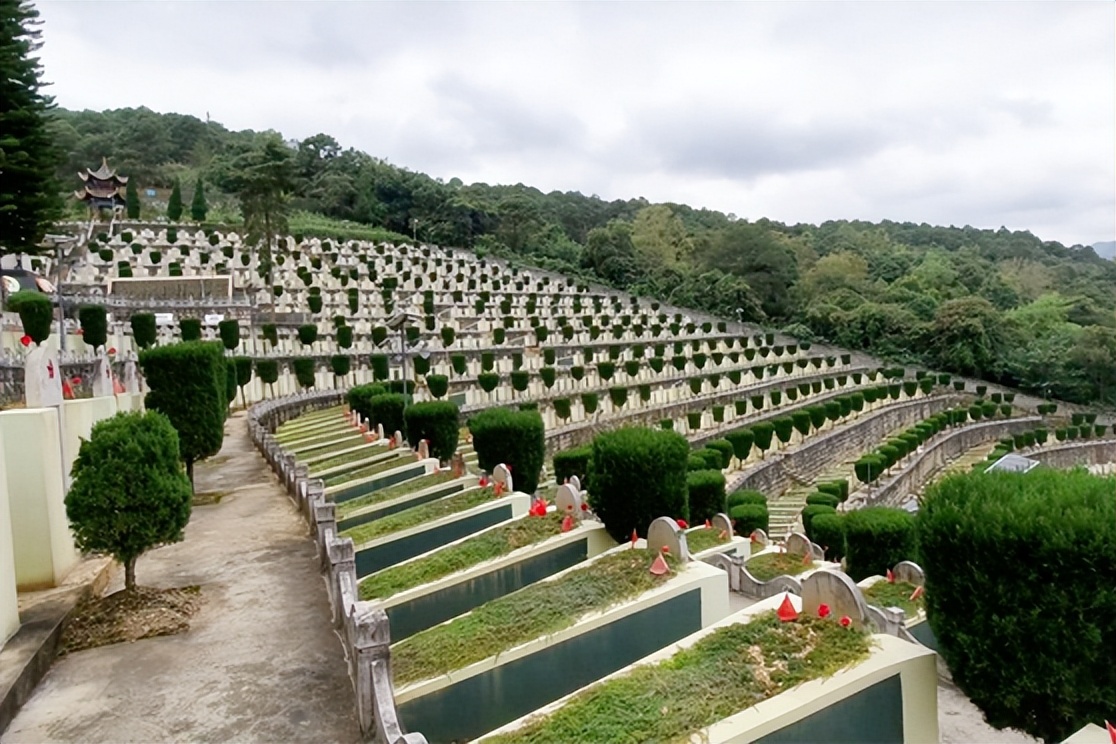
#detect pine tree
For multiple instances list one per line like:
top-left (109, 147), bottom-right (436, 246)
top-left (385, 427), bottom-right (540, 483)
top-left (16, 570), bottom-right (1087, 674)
top-left (125, 177), bottom-right (140, 219)
top-left (0, 0), bottom-right (62, 260)
top-left (190, 177), bottom-right (207, 222)
top-left (166, 177), bottom-right (183, 221)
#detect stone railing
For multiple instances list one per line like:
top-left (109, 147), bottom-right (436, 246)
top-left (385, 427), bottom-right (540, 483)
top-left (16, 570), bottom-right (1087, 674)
top-left (726, 395), bottom-right (962, 496)
top-left (1025, 438), bottom-right (1116, 468)
top-left (247, 391), bottom-right (427, 744)
top-left (863, 416), bottom-right (1042, 507)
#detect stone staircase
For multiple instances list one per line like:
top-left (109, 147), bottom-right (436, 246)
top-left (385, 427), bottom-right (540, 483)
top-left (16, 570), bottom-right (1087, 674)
top-left (765, 458), bottom-right (860, 539)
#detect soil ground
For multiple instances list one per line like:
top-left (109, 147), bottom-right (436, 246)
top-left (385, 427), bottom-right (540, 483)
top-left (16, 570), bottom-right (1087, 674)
top-left (1, 411), bottom-right (360, 743)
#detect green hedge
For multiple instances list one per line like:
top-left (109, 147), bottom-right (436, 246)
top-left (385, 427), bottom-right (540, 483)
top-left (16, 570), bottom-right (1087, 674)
top-left (369, 393), bottom-right (406, 436)
top-left (255, 359), bottom-right (279, 386)
top-left (426, 374), bottom-right (449, 399)
top-left (8, 291), bottom-right (52, 343)
top-left (79, 305), bottom-right (108, 349)
top-left (468, 408), bottom-right (545, 494)
top-left (800, 504), bottom-right (835, 539)
top-left (809, 513), bottom-right (845, 561)
top-left (293, 358), bottom-right (316, 388)
top-left (686, 469), bottom-right (726, 524)
top-left (805, 492), bottom-right (840, 509)
top-left (844, 507), bottom-right (916, 581)
top-left (347, 383), bottom-right (387, 422)
top-left (130, 312), bottom-right (157, 349)
top-left (404, 401), bottom-right (459, 461)
top-left (706, 439), bottom-right (734, 469)
top-left (553, 445), bottom-right (592, 485)
top-left (725, 429), bottom-right (754, 461)
top-left (330, 354), bottom-right (350, 378)
top-left (587, 427), bottom-right (689, 542)
top-left (727, 490), bottom-right (766, 510)
top-left (729, 504), bottom-right (768, 536)
top-left (919, 469), bottom-right (1116, 742)
top-left (218, 319), bottom-right (239, 351)
top-left (139, 341), bottom-right (226, 486)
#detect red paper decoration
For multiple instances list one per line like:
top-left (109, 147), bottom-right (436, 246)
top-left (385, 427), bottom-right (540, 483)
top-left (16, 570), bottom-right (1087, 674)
top-left (817, 603), bottom-right (831, 618)
top-left (777, 595), bottom-right (798, 622)
top-left (19, 335), bottom-right (31, 347)
top-left (1105, 720), bottom-right (1115, 744)
top-left (676, 518), bottom-right (688, 529)
top-left (886, 568), bottom-right (895, 584)
top-left (561, 515), bottom-right (574, 533)
top-left (704, 519), bottom-right (712, 529)
top-left (909, 585), bottom-right (924, 602)
top-left (839, 615), bottom-right (852, 628)
top-left (630, 529), bottom-right (638, 547)
top-left (649, 553), bottom-right (670, 576)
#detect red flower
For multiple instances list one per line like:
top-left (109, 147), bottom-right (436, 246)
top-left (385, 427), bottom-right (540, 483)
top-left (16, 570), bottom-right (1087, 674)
top-left (661, 545), bottom-right (670, 554)
top-left (839, 615), bottom-right (852, 628)
top-left (107, 347), bottom-right (117, 356)
top-left (580, 502), bottom-right (589, 511)
top-left (676, 518), bottom-right (688, 529)
top-left (20, 335), bottom-right (31, 347)
top-left (817, 603), bottom-right (831, 618)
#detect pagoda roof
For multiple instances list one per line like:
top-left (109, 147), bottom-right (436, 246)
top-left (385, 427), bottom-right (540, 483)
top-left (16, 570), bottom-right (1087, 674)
top-left (78, 157), bottom-right (128, 184)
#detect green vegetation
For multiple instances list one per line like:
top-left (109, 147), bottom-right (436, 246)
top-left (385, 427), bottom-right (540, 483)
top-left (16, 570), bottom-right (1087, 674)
top-left (51, 107), bottom-right (1116, 405)
top-left (78, 305), bottom-right (108, 349)
top-left (468, 407), bottom-right (545, 494)
top-left (919, 468), bottom-right (1116, 743)
top-left (336, 471), bottom-right (458, 518)
top-left (484, 612), bottom-right (870, 744)
top-left (130, 312), bottom-right (157, 349)
top-left (65, 411), bottom-right (192, 592)
top-left (392, 549), bottom-right (676, 687)
top-left (844, 507), bottom-right (917, 581)
top-left (139, 341), bottom-right (226, 489)
top-left (359, 513), bottom-right (563, 600)
top-left (7, 291), bottom-right (52, 343)
top-left (745, 551), bottom-right (813, 581)
top-left (587, 427), bottom-right (689, 542)
top-left (552, 445), bottom-right (591, 485)
top-left (686, 469), bottom-right (726, 524)
top-left (403, 401), bottom-right (459, 461)
top-left (321, 452), bottom-right (409, 487)
top-left (685, 526), bottom-right (730, 554)
top-left (340, 487), bottom-right (495, 545)
top-left (862, 580), bottom-right (923, 616)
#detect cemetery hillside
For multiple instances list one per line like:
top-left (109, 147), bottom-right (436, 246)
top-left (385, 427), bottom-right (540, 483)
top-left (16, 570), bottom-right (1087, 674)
top-left (1, 6), bottom-right (1114, 743)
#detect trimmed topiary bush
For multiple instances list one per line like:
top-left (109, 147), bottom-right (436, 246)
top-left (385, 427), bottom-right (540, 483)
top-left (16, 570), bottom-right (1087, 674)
top-left (330, 354), bottom-right (351, 379)
top-left (426, 374), bottom-right (449, 399)
top-left (297, 324), bottom-right (318, 347)
top-left (725, 429), bottom-right (754, 461)
top-left (809, 513), bottom-right (846, 561)
top-left (587, 427), bottom-right (689, 541)
top-left (404, 401), bottom-right (460, 461)
top-left (800, 503), bottom-right (836, 538)
top-left (729, 504), bottom-right (768, 536)
top-left (139, 341), bottom-right (226, 488)
top-left (8, 291), bottom-right (52, 344)
top-left (369, 393), bottom-right (406, 436)
top-left (255, 359), bottom-right (279, 393)
top-left (371, 354), bottom-right (390, 381)
top-left (218, 319), bottom-right (239, 351)
top-left (293, 358), bottom-right (316, 388)
top-left (843, 507), bottom-right (916, 581)
top-left (805, 492), bottom-right (840, 509)
top-left (179, 318), bottom-right (202, 342)
top-left (347, 383), bottom-right (387, 422)
top-left (468, 407), bottom-right (546, 494)
top-left (79, 304), bottom-right (108, 349)
top-left (727, 490), bottom-right (766, 510)
top-left (919, 468), bottom-right (1116, 743)
top-left (553, 445), bottom-right (592, 485)
top-left (706, 439), bottom-right (734, 469)
top-left (686, 469), bottom-right (726, 524)
top-left (130, 312), bottom-right (157, 349)
top-left (64, 410), bottom-right (192, 591)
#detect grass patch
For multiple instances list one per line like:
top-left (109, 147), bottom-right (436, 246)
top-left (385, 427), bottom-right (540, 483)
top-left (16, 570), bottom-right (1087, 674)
top-left (862, 580), bottom-right (923, 616)
top-left (307, 444), bottom-right (384, 472)
top-left (191, 490), bottom-right (227, 507)
top-left (685, 526), bottom-right (730, 554)
top-left (323, 453), bottom-right (411, 486)
top-left (337, 471), bottom-right (460, 518)
top-left (484, 612), bottom-right (871, 744)
top-left (341, 487), bottom-right (497, 545)
top-left (745, 551), bottom-right (814, 581)
top-left (359, 514), bottom-right (564, 600)
top-left (392, 549), bottom-right (677, 687)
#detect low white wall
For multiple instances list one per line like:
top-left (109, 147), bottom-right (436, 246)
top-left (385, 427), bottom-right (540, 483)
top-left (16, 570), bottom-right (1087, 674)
top-left (0, 408), bottom-right (76, 589)
top-left (0, 424), bottom-right (20, 646)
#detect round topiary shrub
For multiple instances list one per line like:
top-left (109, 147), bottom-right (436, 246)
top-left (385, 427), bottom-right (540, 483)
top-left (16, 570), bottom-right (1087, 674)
top-left (7, 291), bottom-right (52, 344)
top-left (218, 319), bottom-right (239, 351)
top-left (843, 507), bottom-right (916, 581)
top-left (330, 354), bottom-right (351, 378)
top-left (79, 304), bottom-right (108, 350)
top-left (180, 318), bottom-right (202, 342)
top-left (730, 503), bottom-right (768, 536)
top-left (686, 469), bottom-right (726, 524)
top-left (919, 468), bottom-right (1116, 743)
top-left (587, 427), bottom-right (689, 541)
top-left (468, 407), bottom-right (545, 494)
top-left (809, 513), bottom-right (846, 561)
top-left (727, 490), bottom-right (766, 511)
top-left (130, 312), bottom-right (157, 349)
top-left (553, 445), bottom-right (592, 485)
top-left (706, 439), bottom-right (734, 469)
top-left (367, 393), bottom-right (406, 435)
top-left (426, 374), bottom-right (449, 399)
top-left (800, 503), bottom-right (836, 539)
top-left (293, 358), bottom-right (316, 388)
top-left (805, 491), bottom-right (840, 509)
top-left (404, 401), bottom-right (460, 461)
top-left (64, 410), bottom-right (192, 591)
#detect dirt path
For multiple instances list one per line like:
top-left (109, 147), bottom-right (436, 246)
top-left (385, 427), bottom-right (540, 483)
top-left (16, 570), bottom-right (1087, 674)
top-left (2, 412), bottom-right (360, 744)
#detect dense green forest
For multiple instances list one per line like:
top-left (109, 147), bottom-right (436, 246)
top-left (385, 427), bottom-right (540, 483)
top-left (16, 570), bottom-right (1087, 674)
top-left (51, 107), bottom-right (1116, 406)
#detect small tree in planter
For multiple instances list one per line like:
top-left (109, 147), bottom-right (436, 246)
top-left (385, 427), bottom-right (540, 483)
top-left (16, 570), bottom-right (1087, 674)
top-left (139, 341), bottom-right (226, 490)
top-left (293, 358), bottom-right (316, 388)
top-left (233, 356), bottom-right (252, 407)
top-left (9, 291), bottom-right (52, 344)
top-left (297, 324), bottom-right (318, 347)
top-left (587, 427), bottom-right (689, 541)
top-left (330, 354), bottom-right (351, 386)
top-left (79, 304), bottom-right (108, 350)
top-left (468, 407), bottom-right (545, 494)
top-left (261, 323), bottom-right (279, 347)
top-left (687, 469), bottom-right (726, 524)
top-left (404, 401), bottom-right (460, 462)
top-left (65, 411), bottom-right (192, 591)
top-left (218, 319), bottom-right (239, 352)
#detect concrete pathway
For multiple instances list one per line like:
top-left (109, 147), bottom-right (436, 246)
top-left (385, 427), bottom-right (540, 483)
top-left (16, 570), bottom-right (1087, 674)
top-left (2, 412), bottom-right (359, 744)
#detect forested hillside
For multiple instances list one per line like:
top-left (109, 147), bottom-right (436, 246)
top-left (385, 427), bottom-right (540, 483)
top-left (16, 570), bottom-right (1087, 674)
top-left (51, 107), bottom-right (1116, 406)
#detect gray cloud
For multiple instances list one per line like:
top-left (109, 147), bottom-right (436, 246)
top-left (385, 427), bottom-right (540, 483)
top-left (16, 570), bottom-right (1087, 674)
top-left (34, 1), bottom-right (1115, 245)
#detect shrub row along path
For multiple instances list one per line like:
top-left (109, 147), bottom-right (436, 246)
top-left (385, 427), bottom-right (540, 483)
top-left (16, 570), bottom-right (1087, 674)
top-left (1, 411), bottom-right (360, 744)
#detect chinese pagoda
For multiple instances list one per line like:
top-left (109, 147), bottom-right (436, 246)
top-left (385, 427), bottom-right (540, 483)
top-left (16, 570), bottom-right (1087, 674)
top-left (73, 158), bottom-right (128, 213)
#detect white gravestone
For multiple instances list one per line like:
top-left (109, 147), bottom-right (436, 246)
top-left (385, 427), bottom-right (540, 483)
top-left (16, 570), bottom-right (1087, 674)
top-left (24, 345), bottom-right (63, 408)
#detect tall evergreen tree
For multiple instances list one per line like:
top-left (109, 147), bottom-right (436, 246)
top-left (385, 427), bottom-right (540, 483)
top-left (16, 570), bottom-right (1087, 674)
top-left (0, 0), bottom-right (62, 260)
top-left (125, 177), bottom-right (140, 219)
top-left (190, 177), bottom-right (207, 222)
top-left (166, 177), bottom-right (183, 221)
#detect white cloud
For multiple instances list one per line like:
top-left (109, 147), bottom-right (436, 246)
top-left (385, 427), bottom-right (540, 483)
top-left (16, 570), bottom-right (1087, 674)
top-left (36, 1), bottom-right (1115, 245)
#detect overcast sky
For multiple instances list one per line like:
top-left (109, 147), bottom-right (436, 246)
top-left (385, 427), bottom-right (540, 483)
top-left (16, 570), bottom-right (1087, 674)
top-left (36, 1), bottom-right (1115, 246)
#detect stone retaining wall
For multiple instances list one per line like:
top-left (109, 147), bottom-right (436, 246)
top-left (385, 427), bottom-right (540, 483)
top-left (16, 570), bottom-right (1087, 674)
top-left (1029, 439), bottom-right (1116, 469)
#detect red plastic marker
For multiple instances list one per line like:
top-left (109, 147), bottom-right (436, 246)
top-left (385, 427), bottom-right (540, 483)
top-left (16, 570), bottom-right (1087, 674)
top-left (777, 595), bottom-right (798, 622)
top-left (649, 553), bottom-right (670, 576)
